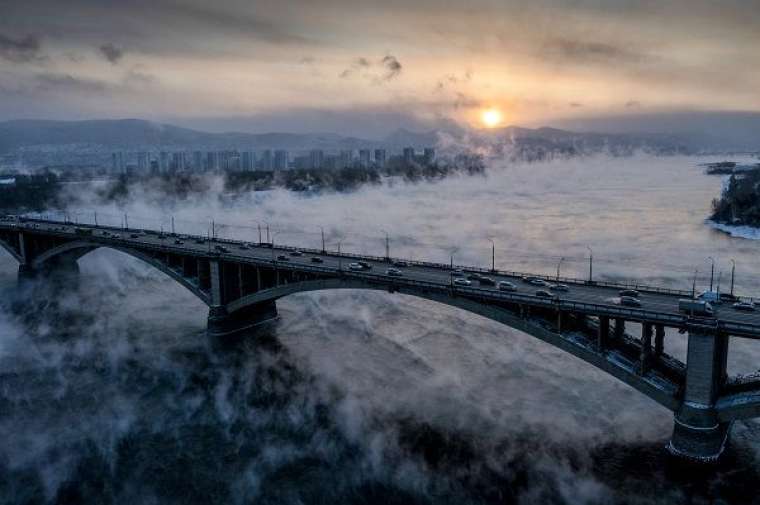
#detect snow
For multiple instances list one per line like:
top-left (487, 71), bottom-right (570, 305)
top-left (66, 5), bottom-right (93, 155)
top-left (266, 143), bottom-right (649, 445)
top-left (707, 219), bottom-right (760, 240)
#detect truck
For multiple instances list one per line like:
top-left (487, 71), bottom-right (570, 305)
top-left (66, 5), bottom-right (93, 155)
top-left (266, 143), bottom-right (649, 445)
top-left (679, 299), bottom-right (714, 317)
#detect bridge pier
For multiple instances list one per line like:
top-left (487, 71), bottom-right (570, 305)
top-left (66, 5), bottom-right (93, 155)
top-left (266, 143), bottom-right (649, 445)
top-left (207, 301), bottom-right (278, 338)
top-left (668, 330), bottom-right (731, 462)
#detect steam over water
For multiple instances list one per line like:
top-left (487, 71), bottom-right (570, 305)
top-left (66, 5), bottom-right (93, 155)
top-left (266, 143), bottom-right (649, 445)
top-left (2, 155), bottom-right (760, 504)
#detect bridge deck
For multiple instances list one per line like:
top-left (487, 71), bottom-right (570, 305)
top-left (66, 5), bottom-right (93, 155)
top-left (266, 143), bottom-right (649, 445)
top-left (3, 215), bottom-right (760, 338)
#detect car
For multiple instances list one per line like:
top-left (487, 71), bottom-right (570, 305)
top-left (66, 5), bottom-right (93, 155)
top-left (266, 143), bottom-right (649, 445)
top-left (130, 233), bottom-right (140, 238)
top-left (239, 244), bottom-right (249, 250)
top-left (310, 257), bottom-right (324, 263)
top-left (174, 239), bottom-right (184, 245)
top-left (619, 296), bottom-right (642, 307)
top-left (678, 299), bottom-right (714, 317)
top-left (467, 273), bottom-right (482, 281)
top-left (386, 268), bottom-right (403, 277)
top-left (451, 269), bottom-right (465, 277)
top-left (529, 278), bottom-right (546, 286)
top-left (214, 245), bottom-right (229, 253)
top-left (392, 260), bottom-right (408, 267)
top-left (357, 261), bottom-right (372, 270)
top-left (277, 254), bottom-right (289, 261)
top-left (195, 238), bottom-right (205, 244)
top-left (697, 290), bottom-right (723, 305)
top-left (478, 277), bottom-right (496, 286)
top-left (111, 234), bottom-right (120, 239)
top-left (733, 302), bottom-right (756, 312)
top-left (619, 289), bottom-right (640, 298)
top-left (535, 289), bottom-right (555, 299)
top-left (290, 250), bottom-right (303, 256)
top-left (498, 281), bottom-right (516, 292)
top-left (453, 278), bottom-right (472, 287)
top-left (348, 262), bottom-right (364, 270)
top-left (550, 283), bottom-right (569, 292)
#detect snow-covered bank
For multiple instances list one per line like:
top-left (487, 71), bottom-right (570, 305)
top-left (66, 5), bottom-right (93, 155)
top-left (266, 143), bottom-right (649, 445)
top-left (707, 219), bottom-right (760, 240)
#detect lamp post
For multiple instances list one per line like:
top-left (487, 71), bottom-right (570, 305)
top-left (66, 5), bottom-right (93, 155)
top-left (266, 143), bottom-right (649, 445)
top-left (171, 216), bottom-right (175, 235)
top-left (381, 229), bottom-right (390, 261)
top-left (556, 257), bottom-right (565, 281)
top-left (487, 238), bottom-right (495, 273)
top-left (94, 211), bottom-right (98, 226)
top-left (692, 268), bottom-right (699, 298)
top-left (730, 259), bottom-right (736, 297)
top-left (318, 225), bottom-right (326, 253)
top-left (337, 240), bottom-right (343, 272)
top-left (586, 246), bottom-right (593, 283)
top-left (707, 256), bottom-right (715, 292)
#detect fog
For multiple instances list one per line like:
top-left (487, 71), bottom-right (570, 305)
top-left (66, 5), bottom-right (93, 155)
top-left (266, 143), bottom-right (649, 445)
top-left (2, 153), bottom-right (760, 503)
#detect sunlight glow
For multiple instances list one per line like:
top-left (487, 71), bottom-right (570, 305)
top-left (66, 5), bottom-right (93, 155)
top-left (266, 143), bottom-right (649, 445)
top-left (481, 108), bottom-right (502, 128)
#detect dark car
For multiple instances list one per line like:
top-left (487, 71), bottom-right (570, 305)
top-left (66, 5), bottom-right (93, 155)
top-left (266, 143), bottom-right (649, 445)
top-left (214, 245), bottom-right (229, 253)
top-left (357, 261), bottom-right (372, 270)
top-left (174, 239), bottom-right (184, 245)
top-left (478, 277), bottom-right (496, 286)
top-left (311, 257), bottom-right (324, 263)
top-left (535, 289), bottom-right (555, 299)
top-left (467, 273), bottom-right (482, 281)
top-left (392, 260), bottom-right (408, 267)
top-left (549, 284), bottom-right (569, 292)
top-left (195, 238), bottom-right (205, 244)
top-left (277, 254), bottom-right (289, 261)
top-left (619, 296), bottom-right (642, 307)
top-left (619, 289), bottom-right (640, 298)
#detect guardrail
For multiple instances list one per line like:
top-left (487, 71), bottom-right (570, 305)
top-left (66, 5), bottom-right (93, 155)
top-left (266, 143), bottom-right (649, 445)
top-left (4, 215), bottom-right (760, 338)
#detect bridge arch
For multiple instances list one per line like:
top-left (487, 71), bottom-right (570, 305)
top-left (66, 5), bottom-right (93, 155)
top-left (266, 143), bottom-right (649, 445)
top-left (25, 240), bottom-right (211, 305)
top-left (0, 240), bottom-right (22, 263)
top-left (228, 277), bottom-right (681, 413)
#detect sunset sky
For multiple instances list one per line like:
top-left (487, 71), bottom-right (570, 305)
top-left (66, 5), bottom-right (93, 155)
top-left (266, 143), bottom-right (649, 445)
top-left (1, 0), bottom-right (759, 135)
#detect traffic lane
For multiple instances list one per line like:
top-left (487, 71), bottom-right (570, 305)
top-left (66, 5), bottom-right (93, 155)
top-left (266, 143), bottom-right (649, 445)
top-left (12, 223), bottom-right (760, 325)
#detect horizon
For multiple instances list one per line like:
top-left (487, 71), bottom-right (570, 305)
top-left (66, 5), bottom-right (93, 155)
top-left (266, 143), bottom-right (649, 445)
top-left (2, 1), bottom-right (760, 138)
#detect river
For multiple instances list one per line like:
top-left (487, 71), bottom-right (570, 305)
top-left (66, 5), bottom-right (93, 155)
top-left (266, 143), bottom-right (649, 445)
top-left (1, 154), bottom-right (759, 504)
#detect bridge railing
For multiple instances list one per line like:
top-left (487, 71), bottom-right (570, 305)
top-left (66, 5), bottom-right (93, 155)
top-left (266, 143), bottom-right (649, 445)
top-left (4, 215), bottom-right (758, 311)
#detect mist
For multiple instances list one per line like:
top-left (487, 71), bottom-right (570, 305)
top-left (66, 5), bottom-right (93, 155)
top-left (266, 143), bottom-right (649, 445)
top-left (3, 153), bottom-right (760, 503)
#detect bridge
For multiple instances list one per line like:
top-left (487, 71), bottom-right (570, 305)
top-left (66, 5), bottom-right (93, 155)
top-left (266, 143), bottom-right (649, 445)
top-left (2, 214), bottom-right (760, 463)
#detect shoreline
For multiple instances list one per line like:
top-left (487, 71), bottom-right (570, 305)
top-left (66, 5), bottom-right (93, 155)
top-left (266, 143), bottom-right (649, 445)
top-left (706, 219), bottom-right (760, 240)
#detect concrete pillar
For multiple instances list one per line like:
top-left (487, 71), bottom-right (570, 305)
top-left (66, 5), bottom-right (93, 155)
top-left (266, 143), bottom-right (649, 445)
top-left (668, 330), bottom-right (731, 462)
top-left (237, 264), bottom-right (244, 299)
top-left (597, 316), bottom-right (610, 351)
top-left (209, 260), bottom-right (223, 306)
top-left (256, 267), bottom-right (261, 291)
top-left (640, 323), bottom-right (653, 374)
top-left (18, 232), bottom-right (27, 264)
top-left (654, 325), bottom-right (665, 357)
top-left (614, 318), bottom-right (625, 339)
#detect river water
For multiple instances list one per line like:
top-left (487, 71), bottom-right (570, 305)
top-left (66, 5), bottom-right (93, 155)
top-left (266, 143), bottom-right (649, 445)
top-left (1, 154), bottom-right (760, 504)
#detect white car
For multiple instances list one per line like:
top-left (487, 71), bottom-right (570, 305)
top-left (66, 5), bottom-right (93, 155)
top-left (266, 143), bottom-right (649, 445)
top-left (453, 278), bottom-right (472, 287)
top-left (498, 281), bottom-right (516, 292)
top-left (349, 262), bottom-right (364, 271)
top-left (386, 268), bottom-right (403, 277)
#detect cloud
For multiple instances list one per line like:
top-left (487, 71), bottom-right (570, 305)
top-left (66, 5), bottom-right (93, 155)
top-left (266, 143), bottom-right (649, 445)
top-left (0, 32), bottom-right (42, 63)
top-left (381, 55), bottom-right (402, 81)
top-left (34, 73), bottom-right (109, 94)
top-left (542, 38), bottom-right (647, 65)
top-left (569, 102), bottom-right (583, 108)
top-left (99, 43), bottom-right (124, 64)
top-left (340, 55), bottom-right (402, 82)
top-left (625, 100), bottom-right (641, 108)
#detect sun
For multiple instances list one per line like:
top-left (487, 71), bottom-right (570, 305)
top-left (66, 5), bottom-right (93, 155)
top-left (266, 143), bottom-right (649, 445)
top-left (481, 108), bottom-right (502, 128)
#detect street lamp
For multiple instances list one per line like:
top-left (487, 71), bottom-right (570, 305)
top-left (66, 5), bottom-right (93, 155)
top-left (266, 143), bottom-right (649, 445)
top-left (556, 257), bottom-right (565, 281)
top-left (586, 246), bottom-right (593, 283)
top-left (318, 225), bottom-right (326, 253)
top-left (692, 268), bottom-right (699, 298)
top-left (487, 238), bottom-right (495, 273)
top-left (730, 259), bottom-right (736, 297)
top-left (381, 229), bottom-right (390, 261)
top-left (337, 239), bottom-right (343, 272)
top-left (706, 256), bottom-right (715, 292)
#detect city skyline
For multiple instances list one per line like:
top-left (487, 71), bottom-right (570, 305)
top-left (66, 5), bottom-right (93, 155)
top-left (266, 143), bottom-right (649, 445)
top-left (1, 1), bottom-right (759, 137)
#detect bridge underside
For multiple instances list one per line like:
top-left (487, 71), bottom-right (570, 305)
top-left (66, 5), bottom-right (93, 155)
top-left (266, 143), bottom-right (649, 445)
top-left (1, 226), bottom-right (756, 463)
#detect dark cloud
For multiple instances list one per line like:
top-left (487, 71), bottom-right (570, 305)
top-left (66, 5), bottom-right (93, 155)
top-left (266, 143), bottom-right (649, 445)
top-left (381, 55), bottom-right (402, 80)
top-left (569, 102), bottom-right (583, 108)
top-left (0, 32), bottom-right (42, 63)
top-left (625, 100), bottom-right (641, 108)
top-left (341, 55), bottom-right (402, 82)
top-left (99, 43), bottom-right (124, 64)
top-left (543, 38), bottom-right (647, 65)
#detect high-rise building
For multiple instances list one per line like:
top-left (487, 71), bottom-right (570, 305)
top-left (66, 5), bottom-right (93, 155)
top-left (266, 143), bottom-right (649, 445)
top-left (137, 152), bottom-right (149, 174)
top-left (206, 151), bottom-right (217, 172)
top-left (309, 149), bottom-right (324, 169)
top-left (160, 151), bottom-right (169, 173)
top-left (403, 147), bottom-right (415, 164)
top-left (193, 151), bottom-right (203, 172)
top-left (358, 149), bottom-right (370, 168)
top-left (374, 149), bottom-right (387, 168)
top-left (423, 148), bottom-right (435, 165)
top-left (274, 150), bottom-right (289, 170)
top-left (111, 153), bottom-right (119, 174)
top-left (339, 150), bottom-right (353, 168)
top-left (242, 151), bottom-right (256, 171)
top-left (260, 150), bottom-right (273, 171)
